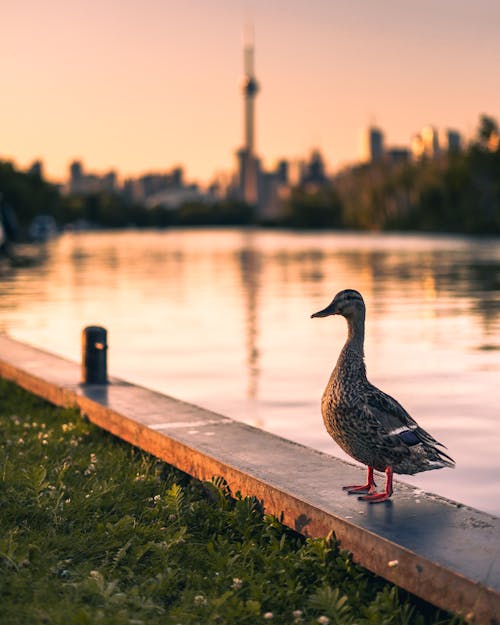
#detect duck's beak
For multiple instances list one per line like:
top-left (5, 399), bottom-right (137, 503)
top-left (311, 301), bottom-right (338, 318)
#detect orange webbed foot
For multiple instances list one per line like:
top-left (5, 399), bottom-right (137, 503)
top-left (342, 466), bottom-right (376, 495)
top-left (342, 483), bottom-right (376, 494)
top-left (357, 491), bottom-right (391, 503)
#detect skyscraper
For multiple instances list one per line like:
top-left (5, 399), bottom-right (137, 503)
top-left (361, 127), bottom-right (385, 162)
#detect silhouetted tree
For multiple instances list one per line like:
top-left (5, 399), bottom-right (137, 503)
top-left (284, 185), bottom-right (343, 228)
top-left (477, 114), bottom-right (499, 149)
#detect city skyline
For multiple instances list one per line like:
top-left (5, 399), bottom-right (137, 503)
top-left (25, 117), bottom-right (467, 193)
top-left (2, 0), bottom-right (499, 184)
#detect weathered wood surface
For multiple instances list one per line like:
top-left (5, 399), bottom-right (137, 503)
top-left (0, 334), bottom-right (499, 624)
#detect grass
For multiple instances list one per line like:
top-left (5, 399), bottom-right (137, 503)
top-left (0, 378), bottom-right (461, 625)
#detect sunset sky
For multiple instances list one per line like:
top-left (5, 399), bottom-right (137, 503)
top-left (2, 0), bottom-right (500, 185)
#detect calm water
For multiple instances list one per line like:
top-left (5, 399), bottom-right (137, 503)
top-left (1, 229), bottom-right (499, 515)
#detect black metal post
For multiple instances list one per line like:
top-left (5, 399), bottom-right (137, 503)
top-left (82, 326), bottom-right (108, 384)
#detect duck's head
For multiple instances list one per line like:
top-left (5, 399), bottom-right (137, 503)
top-left (311, 289), bottom-right (365, 320)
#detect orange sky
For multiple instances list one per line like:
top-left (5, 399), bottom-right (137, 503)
top-left (2, 0), bottom-right (499, 184)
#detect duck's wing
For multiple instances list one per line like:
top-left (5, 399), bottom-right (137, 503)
top-left (361, 384), bottom-right (444, 448)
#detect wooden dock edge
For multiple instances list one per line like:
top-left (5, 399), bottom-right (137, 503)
top-left (0, 334), bottom-right (498, 625)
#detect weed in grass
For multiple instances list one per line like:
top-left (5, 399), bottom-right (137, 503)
top-left (0, 379), bottom-right (461, 625)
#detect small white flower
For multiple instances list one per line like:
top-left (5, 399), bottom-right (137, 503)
top-left (153, 494), bottom-right (161, 502)
top-left (263, 613), bottom-right (274, 620)
top-left (388, 559), bottom-right (399, 568)
top-left (193, 594), bottom-right (207, 606)
top-left (293, 610), bottom-right (303, 618)
top-left (231, 577), bottom-right (243, 590)
top-left (318, 617), bottom-right (330, 625)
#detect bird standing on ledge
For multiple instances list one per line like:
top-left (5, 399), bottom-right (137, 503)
top-left (311, 289), bottom-right (455, 503)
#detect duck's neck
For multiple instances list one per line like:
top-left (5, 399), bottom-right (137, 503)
top-left (344, 312), bottom-right (365, 357)
top-left (332, 313), bottom-right (367, 382)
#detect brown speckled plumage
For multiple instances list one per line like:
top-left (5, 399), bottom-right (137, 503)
top-left (312, 289), bottom-right (455, 502)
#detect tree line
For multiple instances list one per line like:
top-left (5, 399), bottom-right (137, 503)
top-left (282, 115), bottom-right (500, 234)
top-left (0, 160), bottom-right (254, 235)
top-left (1, 115), bottom-right (499, 237)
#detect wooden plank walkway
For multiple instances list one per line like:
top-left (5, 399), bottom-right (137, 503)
top-left (0, 334), bottom-right (499, 625)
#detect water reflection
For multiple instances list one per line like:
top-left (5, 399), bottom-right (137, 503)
top-left (0, 229), bottom-right (499, 514)
top-left (238, 233), bottom-right (261, 403)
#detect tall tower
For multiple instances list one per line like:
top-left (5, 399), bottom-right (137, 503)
top-left (238, 30), bottom-right (260, 205)
top-left (361, 127), bottom-right (384, 162)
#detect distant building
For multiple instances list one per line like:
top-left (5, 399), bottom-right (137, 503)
top-left (258, 172), bottom-right (285, 222)
top-left (28, 160), bottom-right (44, 178)
top-left (439, 129), bottom-right (462, 153)
top-left (386, 148), bottom-right (410, 163)
top-left (70, 160), bottom-right (83, 182)
top-left (300, 150), bottom-right (328, 186)
top-left (66, 160), bottom-right (117, 195)
top-left (230, 31), bottom-right (289, 220)
top-left (275, 159), bottom-right (289, 185)
top-left (144, 184), bottom-right (211, 209)
top-left (411, 126), bottom-right (462, 160)
top-left (236, 148), bottom-right (260, 206)
top-left (361, 127), bottom-right (385, 162)
top-left (257, 159), bottom-right (292, 222)
top-left (422, 126), bottom-right (440, 157)
top-left (101, 171), bottom-right (117, 193)
top-left (237, 32), bottom-right (260, 206)
top-left (287, 159), bottom-right (304, 187)
top-left (123, 167), bottom-right (188, 204)
top-left (411, 126), bottom-right (440, 160)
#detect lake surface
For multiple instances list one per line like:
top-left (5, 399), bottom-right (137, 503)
top-left (1, 228), bottom-right (499, 515)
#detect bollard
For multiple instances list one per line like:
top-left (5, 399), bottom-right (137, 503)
top-left (82, 326), bottom-right (108, 384)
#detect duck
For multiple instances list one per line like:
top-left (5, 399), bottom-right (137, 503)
top-left (311, 289), bottom-right (455, 503)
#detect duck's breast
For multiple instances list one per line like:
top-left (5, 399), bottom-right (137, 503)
top-left (320, 366), bottom-right (382, 467)
top-left (321, 373), bottom-right (360, 442)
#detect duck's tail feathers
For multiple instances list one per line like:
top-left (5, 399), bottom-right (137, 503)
top-left (434, 447), bottom-right (455, 469)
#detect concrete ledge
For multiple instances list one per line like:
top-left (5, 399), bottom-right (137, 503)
top-left (1, 334), bottom-right (499, 624)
